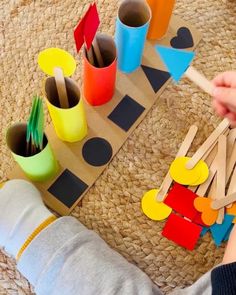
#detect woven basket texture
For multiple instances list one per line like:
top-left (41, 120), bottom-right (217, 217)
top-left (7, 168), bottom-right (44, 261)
top-left (0, 0), bottom-right (235, 293)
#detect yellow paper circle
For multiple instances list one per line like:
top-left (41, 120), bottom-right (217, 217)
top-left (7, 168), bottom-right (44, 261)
top-left (170, 157), bottom-right (208, 185)
top-left (38, 48), bottom-right (76, 77)
top-left (0, 182), bottom-right (5, 188)
top-left (190, 161), bottom-right (209, 185)
top-left (141, 189), bottom-right (172, 221)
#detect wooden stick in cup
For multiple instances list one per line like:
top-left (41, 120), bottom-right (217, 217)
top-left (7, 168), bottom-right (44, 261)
top-left (93, 37), bottom-right (104, 67)
top-left (86, 38), bottom-right (104, 68)
top-left (53, 67), bottom-right (69, 109)
top-left (186, 119), bottom-right (230, 170)
top-left (156, 125), bottom-right (198, 202)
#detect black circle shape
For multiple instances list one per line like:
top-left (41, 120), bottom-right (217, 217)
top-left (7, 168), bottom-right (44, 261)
top-left (82, 137), bottom-right (113, 167)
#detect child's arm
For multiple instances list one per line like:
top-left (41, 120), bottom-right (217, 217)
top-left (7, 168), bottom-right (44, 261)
top-left (1, 181), bottom-right (236, 295)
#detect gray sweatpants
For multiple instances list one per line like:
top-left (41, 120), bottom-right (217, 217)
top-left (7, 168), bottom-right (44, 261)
top-left (17, 217), bottom-right (212, 295)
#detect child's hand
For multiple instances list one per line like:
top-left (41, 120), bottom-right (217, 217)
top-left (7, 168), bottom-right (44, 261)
top-left (212, 71), bottom-right (236, 127)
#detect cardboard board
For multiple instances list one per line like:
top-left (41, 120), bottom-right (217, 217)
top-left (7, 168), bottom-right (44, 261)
top-left (8, 15), bottom-right (202, 215)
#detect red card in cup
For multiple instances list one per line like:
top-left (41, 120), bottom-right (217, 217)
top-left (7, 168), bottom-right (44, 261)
top-left (74, 3), bottom-right (100, 52)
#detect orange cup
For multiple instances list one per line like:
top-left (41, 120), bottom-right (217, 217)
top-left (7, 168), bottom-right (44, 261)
top-left (147, 0), bottom-right (175, 40)
top-left (83, 33), bottom-right (117, 106)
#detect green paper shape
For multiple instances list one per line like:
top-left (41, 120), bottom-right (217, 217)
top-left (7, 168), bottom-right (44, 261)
top-left (27, 96), bottom-right (44, 151)
top-left (27, 97), bottom-right (39, 142)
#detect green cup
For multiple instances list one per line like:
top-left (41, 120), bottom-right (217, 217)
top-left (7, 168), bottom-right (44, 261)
top-left (6, 123), bottom-right (58, 182)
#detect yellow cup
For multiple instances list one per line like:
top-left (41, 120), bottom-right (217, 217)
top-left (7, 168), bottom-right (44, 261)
top-left (44, 77), bottom-right (87, 142)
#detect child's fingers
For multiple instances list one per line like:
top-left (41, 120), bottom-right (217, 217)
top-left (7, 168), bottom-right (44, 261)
top-left (212, 71), bottom-right (236, 88)
top-left (213, 87), bottom-right (236, 112)
top-left (224, 112), bottom-right (236, 127)
top-left (230, 120), bottom-right (236, 128)
top-left (212, 99), bottom-right (229, 117)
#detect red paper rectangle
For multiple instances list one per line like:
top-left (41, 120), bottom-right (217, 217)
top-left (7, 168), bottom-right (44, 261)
top-left (192, 212), bottom-right (207, 227)
top-left (164, 183), bottom-right (198, 220)
top-left (74, 15), bottom-right (86, 53)
top-left (84, 3), bottom-right (100, 50)
top-left (74, 3), bottom-right (100, 53)
top-left (162, 213), bottom-right (202, 250)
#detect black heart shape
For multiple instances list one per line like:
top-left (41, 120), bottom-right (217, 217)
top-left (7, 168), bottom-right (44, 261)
top-left (170, 27), bottom-right (194, 49)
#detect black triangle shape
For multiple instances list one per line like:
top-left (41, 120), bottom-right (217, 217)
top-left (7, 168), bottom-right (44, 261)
top-left (141, 65), bottom-right (171, 93)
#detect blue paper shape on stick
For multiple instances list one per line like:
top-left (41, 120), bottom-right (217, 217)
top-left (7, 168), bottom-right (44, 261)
top-left (210, 215), bottom-right (234, 247)
top-left (155, 45), bottom-right (195, 82)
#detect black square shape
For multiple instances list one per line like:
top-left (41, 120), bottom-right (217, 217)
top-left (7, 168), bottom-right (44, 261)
top-left (108, 95), bottom-right (145, 132)
top-left (48, 169), bottom-right (88, 208)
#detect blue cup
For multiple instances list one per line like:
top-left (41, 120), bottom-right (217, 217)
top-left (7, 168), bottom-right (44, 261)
top-left (115, 0), bottom-right (151, 74)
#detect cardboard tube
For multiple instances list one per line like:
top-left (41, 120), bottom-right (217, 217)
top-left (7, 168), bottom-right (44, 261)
top-left (44, 77), bottom-right (87, 142)
top-left (83, 33), bottom-right (117, 106)
top-left (115, 0), bottom-right (151, 73)
top-left (6, 123), bottom-right (58, 182)
top-left (146, 0), bottom-right (175, 40)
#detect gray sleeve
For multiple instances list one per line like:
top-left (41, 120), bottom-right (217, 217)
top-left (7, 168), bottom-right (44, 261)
top-left (17, 217), bottom-right (162, 295)
top-left (17, 217), bottom-right (213, 295)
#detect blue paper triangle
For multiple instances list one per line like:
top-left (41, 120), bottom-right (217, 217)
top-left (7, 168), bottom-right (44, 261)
top-left (141, 65), bottom-right (170, 93)
top-left (210, 215), bottom-right (235, 247)
top-left (155, 46), bottom-right (195, 82)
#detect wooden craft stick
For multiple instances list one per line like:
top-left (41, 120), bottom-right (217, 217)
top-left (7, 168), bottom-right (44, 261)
top-left (184, 66), bottom-right (214, 96)
top-left (202, 129), bottom-right (229, 161)
top-left (215, 135), bottom-right (227, 224)
top-left (186, 119), bottom-right (230, 169)
top-left (196, 156), bottom-right (218, 197)
top-left (188, 143), bottom-right (218, 193)
top-left (197, 129), bottom-right (231, 197)
top-left (92, 37), bottom-right (104, 68)
top-left (156, 125), bottom-right (198, 202)
top-left (212, 166), bottom-right (236, 210)
top-left (86, 47), bottom-right (95, 66)
top-left (212, 192), bottom-right (236, 210)
top-left (216, 135), bottom-right (227, 200)
top-left (226, 145), bottom-right (236, 186)
top-left (227, 128), bottom-right (236, 157)
top-left (53, 67), bottom-right (69, 109)
top-left (228, 167), bottom-right (236, 195)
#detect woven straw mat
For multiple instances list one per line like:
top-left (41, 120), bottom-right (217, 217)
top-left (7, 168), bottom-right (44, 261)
top-left (1, 0), bottom-right (236, 294)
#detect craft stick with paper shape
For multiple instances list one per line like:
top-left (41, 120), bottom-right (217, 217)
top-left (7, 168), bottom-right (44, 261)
top-left (155, 45), bottom-right (214, 95)
top-left (156, 125), bottom-right (198, 202)
top-left (141, 125), bottom-right (198, 221)
top-left (186, 119), bottom-right (230, 169)
top-left (38, 48), bottom-right (76, 109)
top-left (26, 96), bottom-right (44, 156)
top-left (74, 3), bottom-right (104, 67)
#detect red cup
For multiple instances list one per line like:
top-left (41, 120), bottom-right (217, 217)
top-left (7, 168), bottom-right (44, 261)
top-left (83, 33), bottom-right (117, 106)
